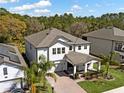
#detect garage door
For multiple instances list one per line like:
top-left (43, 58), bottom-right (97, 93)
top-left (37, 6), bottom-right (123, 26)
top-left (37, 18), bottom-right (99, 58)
top-left (55, 62), bottom-right (66, 72)
top-left (55, 63), bottom-right (63, 71)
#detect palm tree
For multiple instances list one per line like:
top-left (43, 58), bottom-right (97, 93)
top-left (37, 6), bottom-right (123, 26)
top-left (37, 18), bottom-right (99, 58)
top-left (24, 62), bottom-right (39, 93)
top-left (38, 55), bottom-right (57, 89)
top-left (101, 52), bottom-right (118, 77)
top-left (25, 55), bottom-right (56, 93)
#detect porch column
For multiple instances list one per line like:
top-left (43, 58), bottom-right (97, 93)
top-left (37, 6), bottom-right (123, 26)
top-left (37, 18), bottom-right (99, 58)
top-left (84, 63), bottom-right (88, 73)
top-left (98, 62), bottom-right (101, 71)
top-left (73, 65), bottom-right (76, 76)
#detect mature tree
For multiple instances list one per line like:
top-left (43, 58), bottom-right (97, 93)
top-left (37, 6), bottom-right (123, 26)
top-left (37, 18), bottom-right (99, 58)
top-left (0, 15), bottom-right (27, 43)
top-left (25, 18), bottom-right (45, 35)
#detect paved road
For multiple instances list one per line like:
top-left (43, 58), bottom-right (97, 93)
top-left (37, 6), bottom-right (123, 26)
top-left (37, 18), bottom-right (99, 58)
top-left (103, 86), bottom-right (124, 93)
top-left (47, 72), bottom-right (86, 93)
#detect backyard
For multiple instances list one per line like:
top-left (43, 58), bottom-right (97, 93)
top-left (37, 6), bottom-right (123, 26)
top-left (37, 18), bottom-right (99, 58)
top-left (78, 68), bottom-right (124, 93)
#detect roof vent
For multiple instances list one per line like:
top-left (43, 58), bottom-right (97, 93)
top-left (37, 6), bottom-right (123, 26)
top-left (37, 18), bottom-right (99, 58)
top-left (46, 33), bottom-right (49, 35)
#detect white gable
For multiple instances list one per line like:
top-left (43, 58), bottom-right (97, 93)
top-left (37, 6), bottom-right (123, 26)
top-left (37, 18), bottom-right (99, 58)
top-left (0, 64), bottom-right (24, 82)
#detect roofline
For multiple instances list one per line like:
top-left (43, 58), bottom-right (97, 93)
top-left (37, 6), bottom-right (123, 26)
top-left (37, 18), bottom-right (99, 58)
top-left (0, 43), bottom-right (27, 68)
top-left (83, 35), bottom-right (124, 42)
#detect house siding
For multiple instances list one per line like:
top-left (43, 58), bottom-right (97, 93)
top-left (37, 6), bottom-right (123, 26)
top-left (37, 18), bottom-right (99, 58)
top-left (75, 44), bottom-right (90, 54)
top-left (87, 37), bottom-right (113, 56)
top-left (0, 64), bottom-right (24, 92)
top-left (37, 48), bottom-right (48, 62)
top-left (25, 40), bottom-right (37, 62)
top-left (49, 42), bottom-right (69, 61)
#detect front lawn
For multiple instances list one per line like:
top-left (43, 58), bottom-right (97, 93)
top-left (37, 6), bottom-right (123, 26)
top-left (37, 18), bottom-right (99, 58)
top-left (78, 68), bottom-right (124, 93)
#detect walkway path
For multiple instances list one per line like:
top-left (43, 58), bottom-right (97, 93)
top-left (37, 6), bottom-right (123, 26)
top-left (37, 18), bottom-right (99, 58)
top-left (47, 72), bottom-right (86, 93)
top-left (103, 86), bottom-right (124, 93)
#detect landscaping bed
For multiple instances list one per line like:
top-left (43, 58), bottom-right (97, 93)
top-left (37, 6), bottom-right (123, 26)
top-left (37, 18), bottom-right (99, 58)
top-left (78, 68), bottom-right (124, 93)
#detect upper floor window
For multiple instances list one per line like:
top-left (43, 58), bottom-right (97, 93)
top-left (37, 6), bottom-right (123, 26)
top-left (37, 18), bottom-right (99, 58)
top-left (78, 46), bottom-right (81, 50)
top-left (62, 47), bottom-right (65, 54)
top-left (3, 67), bottom-right (8, 75)
top-left (84, 45), bottom-right (87, 49)
top-left (69, 46), bottom-right (72, 50)
top-left (52, 48), bottom-right (56, 54)
top-left (57, 48), bottom-right (61, 54)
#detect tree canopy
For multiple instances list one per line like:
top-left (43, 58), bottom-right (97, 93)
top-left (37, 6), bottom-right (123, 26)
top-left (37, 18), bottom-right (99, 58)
top-left (0, 8), bottom-right (124, 52)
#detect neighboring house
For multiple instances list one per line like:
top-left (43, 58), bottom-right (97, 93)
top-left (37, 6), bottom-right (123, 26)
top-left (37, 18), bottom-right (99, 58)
top-left (83, 26), bottom-right (124, 62)
top-left (25, 28), bottom-right (100, 76)
top-left (0, 43), bottom-right (27, 93)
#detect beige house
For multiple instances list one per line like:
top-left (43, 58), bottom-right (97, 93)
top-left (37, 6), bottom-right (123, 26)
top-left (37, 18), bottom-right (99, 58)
top-left (83, 26), bottom-right (124, 63)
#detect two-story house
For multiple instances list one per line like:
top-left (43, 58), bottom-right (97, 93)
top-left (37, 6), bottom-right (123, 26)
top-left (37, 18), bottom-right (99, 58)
top-left (25, 28), bottom-right (100, 76)
top-left (83, 26), bottom-right (124, 62)
top-left (0, 43), bottom-right (27, 93)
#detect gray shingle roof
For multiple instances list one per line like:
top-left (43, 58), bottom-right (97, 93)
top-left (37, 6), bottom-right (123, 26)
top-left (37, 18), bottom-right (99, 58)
top-left (0, 43), bottom-right (27, 67)
top-left (25, 28), bottom-right (90, 48)
top-left (83, 27), bottom-right (124, 42)
top-left (65, 51), bottom-right (100, 65)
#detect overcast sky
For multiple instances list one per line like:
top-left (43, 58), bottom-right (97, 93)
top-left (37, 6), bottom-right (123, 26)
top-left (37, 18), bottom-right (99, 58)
top-left (0, 0), bottom-right (124, 17)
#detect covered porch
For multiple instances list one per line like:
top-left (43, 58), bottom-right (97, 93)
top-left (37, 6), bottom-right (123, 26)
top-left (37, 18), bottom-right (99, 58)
top-left (64, 52), bottom-right (101, 78)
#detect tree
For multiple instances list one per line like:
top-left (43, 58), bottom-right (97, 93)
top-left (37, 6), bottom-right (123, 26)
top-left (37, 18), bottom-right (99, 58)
top-left (101, 52), bottom-right (118, 78)
top-left (25, 18), bottom-right (45, 35)
top-left (38, 55), bottom-right (56, 89)
top-left (25, 55), bottom-right (56, 93)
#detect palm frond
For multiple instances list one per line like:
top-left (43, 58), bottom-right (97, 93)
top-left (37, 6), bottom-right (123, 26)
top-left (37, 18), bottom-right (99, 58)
top-left (46, 73), bottom-right (57, 82)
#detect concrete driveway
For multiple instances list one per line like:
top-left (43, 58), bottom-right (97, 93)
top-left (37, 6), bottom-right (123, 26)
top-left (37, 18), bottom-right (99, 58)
top-left (47, 72), bottom-right (86, 93)
top-left (103, 86), bottom-right (124, 93)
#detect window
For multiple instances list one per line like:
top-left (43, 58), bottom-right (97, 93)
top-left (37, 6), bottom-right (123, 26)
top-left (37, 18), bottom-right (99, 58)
top-left (115, 42), bottom-right (123, 51)
top-left (62, 47), bottom-right (65, 53)
top-left (78, 46), bottom-right (81, 50)
top-left (3, 67), bottom-right (8, 75)
top-left (121, 55), bottom-right (124, 59)
top-left (57, 48), bottom-right (61, 54)
top-left (69, 46), bottom-right (72, 50)
top-left (84, 45), bottom-right (87, 49)
top-left (52, 48), bottom-right (56, 54)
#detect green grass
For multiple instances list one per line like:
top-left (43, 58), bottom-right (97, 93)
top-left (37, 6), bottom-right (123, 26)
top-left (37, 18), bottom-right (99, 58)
top-left (78, 68), bottom-right (124, 93)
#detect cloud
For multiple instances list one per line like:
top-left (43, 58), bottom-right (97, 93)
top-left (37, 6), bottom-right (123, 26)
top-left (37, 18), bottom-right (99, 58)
top-left (34, 9), bottom-right (50, 14)
top-left (71, 4), bottom-right (82, 12)
top-left (88, 9), bottom-right (95, 13)
top-left (95, 3), bottom-right (102, 7)
top-left (0, 0), bottom-right (18, 3)
top-left (119, 8), bottom-right (124, 11)
top-left (12, 0), bottom-right (51, 11)
top-left (66, 11), bottom-right (74, 14)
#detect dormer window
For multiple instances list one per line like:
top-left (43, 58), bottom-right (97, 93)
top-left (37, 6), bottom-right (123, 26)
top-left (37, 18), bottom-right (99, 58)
top-left (78, 46), bottom-right (81, 50)
top-left (3, 67), bottom-right (8, 75)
